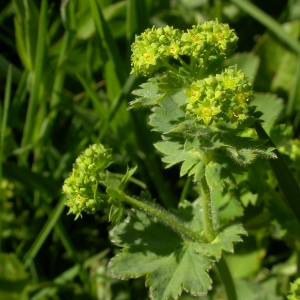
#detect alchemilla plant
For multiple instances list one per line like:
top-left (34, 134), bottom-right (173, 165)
top-left (63, 20), bottom-right (277, 299)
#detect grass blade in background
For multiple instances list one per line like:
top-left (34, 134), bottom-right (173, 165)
top-left (89, 0), bottom-right (126, 94)
top-left (23, 196), bottom-right (66, 269)
top-left (0, 54), bottom-right (22, 84)
top-left (42, 202), bottom-right (91, 290)
top-left (30, 248), bottom-right (110, 300)
top-left (21, 0), bottom-right (48, 149)
top-left (0, 65), bottom-right (12, 252)
top-left (1, 0), bottom-right (300, 298)
top-left (76, 73), bottom-right (108, 118)
top-left (230, 0), bottom-right (300, 54)
top-left (39, 31), bottom-right (71, 145)
top-left (255, 121), bottom-right (300, 224)
top-left (286, 55), bottom-right (300, 118)
top-left (126, 0), bottom-right (149, 68)
top-left (96, 73), bottom-right (139, 141)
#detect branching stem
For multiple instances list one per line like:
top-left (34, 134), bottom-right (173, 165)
top-left (200, 177), bottom-right (215, 242)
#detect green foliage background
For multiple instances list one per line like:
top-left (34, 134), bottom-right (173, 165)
top-left (1, 0), bottom-right (300, 299)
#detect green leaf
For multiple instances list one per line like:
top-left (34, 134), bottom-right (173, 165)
top-left (120, 166), bottom-right (137, 190)
top-left (188, 162), bottom-right (205, 182)
top-left (252, 93), bottom-right (284, 134)
top-left (157, 71), bottom-right (186, 93)
top-left (109, 202), bottom-right (124, 224)
top-left (212, 188), bottom-right (244, 223)
top-left (196, 223), bottom-right (246, 259)
top-left (129, 78), bottom-right (165, 109)
top-left (109, 200), bottom-right (246, 300)
top-left (253, 20), bottom-right (300, 94)
top-left (100, 171), bottom-right (121, 190)
top-left (255, 121), bottom-right (300, 226)
top-left (149, 90), bottom-right (186, 133)
top-left (154, 140), bottom-right (190, 168)
top-left (180, 157), bottom-right (199, 177)
top-left (154, 138), bottom-right (206, 182)
top-left (205, 162), bottom-right (223, 189)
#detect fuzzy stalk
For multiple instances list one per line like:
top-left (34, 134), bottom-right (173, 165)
top-left (115, 190), bottom-right (206, 243)
top-left (200, 177), bottom-right (215, 242)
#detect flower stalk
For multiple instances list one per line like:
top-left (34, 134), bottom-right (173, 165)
top-left (200, 177), bottom-right (215, 242)
top-left (115, 190), bottom-right (206, 243)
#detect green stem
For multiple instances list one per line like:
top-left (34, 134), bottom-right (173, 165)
top-left (0, 65), bottom-right (12, 253)
top-left (217, 256), bottom-right (237, 300)
top-left (200, 177), bottom-right (215, 242)
top-left (179, 177), bottom-right (192, 203)
top-left (177, 55), bottom-right (190, 70)
top-left (115, 190), bottom-right (206, 243)
top-left (163, 61), bottom-right (179, 74)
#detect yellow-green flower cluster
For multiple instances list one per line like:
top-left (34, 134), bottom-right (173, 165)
top-left (131, 20), bottom-right (238, 76)
top-left (63, 144), bottom-right (112, 219)
top-left (185, 67), bottom-right (253, 126)
top-left (131, 25), bottom-right (182, 76)
top-left (181, 21), bottom-right (237, 61)
top-left (287, 278), bottom-right (300, 300)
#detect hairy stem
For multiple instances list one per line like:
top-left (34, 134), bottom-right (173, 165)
top-left (116, 190), bottom-right (206, 243)
top-left (200, 177), bottom-right (215, 242)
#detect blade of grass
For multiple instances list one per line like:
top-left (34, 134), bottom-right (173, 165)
top-left (230, 0), bottom-right (300, 54)
top-left (126, 0), bottom-right (138, 46)
top-left (0, 65), bottom-right (12, 253)
top-left (10, 70), bottom-right (29, 126)
top-left (3, 162), bottom-right (60, 197)
top-left (23, 196), bottom-right (66, 269)
top-left (254, 121), bottom-right (300, 225)
top-left (13, 0), bottom-right (40, 71)
top-left (76, 73), bottom-right (108, 118)
top-left (89, 0), bottom-right (126, 87)
top-left (40, 31), bottom-right (71, 145)
top-left (21, 0), bottom-right (48, 149)
top-left (0, 54), bottom-right (22, 83)
top-left (30, 248), bottom-right (110, 300)
top-left (0, 2), bottom-right (14, 26)
top-left (96, 73), bottom-right (140, 142)
top-left (42, 202), bottom-right (90, 290)
top-left (286, 55), bottom-right (300, 117)
top-left (126, 0), bottom-right (149, 69)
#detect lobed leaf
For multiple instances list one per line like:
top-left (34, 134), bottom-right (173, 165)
top-left (109, 200), bottom-right (246, 300)
top-left (149, 90), bottom-right (185, 133)
top-left (129, 78), bottom-right (165, 109)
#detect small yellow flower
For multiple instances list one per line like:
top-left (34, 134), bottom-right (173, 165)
top-left (166, 41), bottom-right (181, 59)
top-left (191, 100), bottom-right (221, 125)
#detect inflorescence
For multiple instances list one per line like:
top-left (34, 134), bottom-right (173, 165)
top-left (64, 21), bottom-right (256, 219)
top-left (63, 144), bottom-right (113, 219)
top-left (131, 20), bottom-right (253, 127)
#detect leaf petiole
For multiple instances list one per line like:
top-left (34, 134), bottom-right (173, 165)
top-left (200, 177), bottom-right (216, 242)
top-left (112, 189), bottom-right (207, 243)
